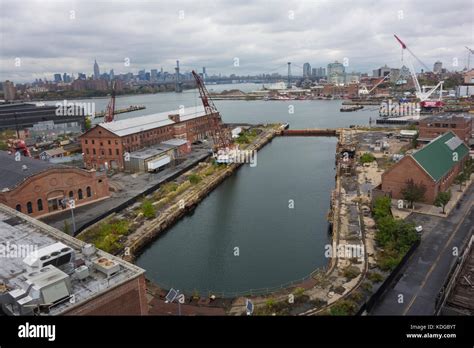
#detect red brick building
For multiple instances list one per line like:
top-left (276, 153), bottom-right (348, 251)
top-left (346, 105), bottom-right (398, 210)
top-left (322, 83), bottom-right (359, 97)
top-left (80, 106), bottom-right (219, 170)
top-left (0, 151), bottom-right (109, 217)
top-left (418, 115), bottom-right (472, 144)
top-left (381, 132), bottom-right (470, 204)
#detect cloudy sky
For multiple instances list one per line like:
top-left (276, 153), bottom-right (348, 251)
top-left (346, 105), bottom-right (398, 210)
top-left (0, 0), bottom-right (473, 82)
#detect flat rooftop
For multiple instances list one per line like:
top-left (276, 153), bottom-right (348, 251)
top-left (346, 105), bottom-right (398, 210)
top-left (420, 113), bottom-right (472, 123)
top-left (0, 204), bottom-right (145, 315)
top-left (99, 105), bottom-right (207, 137)
top-left (129, 143), bottom-right (175, 160)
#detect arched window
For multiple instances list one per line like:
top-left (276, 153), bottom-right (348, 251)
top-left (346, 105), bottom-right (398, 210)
top-left (16, 204), bottom-right (21, 212)
top-left (78, 189), bottom-right (83, 200)
top-left (86, 186), bottom-right (92, 198)
top-left (69, 191), bottom-right (74, 199)
top-left (37, 199), bottom-right (43, 211)
top-left (27, 202), bottom-right (33, 214)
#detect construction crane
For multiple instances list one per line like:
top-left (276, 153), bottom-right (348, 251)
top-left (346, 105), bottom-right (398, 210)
top-left (394, 34), bottom-right (444, 106)
top-left (465, 46), bottom-right (474, 70)
top-left (104, 81), bottom-right (116, 123)
top-left (191, 70), bottom-right (232, 150)
top-left (359, 73), bottom-right (391, 96)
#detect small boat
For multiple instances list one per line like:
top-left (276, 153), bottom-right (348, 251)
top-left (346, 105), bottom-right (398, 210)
top-left (340, 105), bottom-right (363, 112)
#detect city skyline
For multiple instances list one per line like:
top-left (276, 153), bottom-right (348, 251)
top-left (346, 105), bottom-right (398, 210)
top-left (0, 0), bottom-right (472, 83)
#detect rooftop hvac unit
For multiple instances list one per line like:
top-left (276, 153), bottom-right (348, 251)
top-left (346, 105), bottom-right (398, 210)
top-left (93, 257), bottom-right (120, 277)
top-left (81, 243), bottom-right (96, 258)
top-left (24, 265), bottom-right (71, 306)
top-left (23, 242), bottom-right (75, 271)
top-left (74, 265), bottom-right (89, 280)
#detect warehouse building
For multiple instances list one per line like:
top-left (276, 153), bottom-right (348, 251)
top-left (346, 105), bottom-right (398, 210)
top-left (124, 139), bottom-right (189, 173)
top-left (0, 204), bottom-right (147, 315)
top-left (418, 114), bottom-right (472, 144)
top-left (0, 102), bottom-right (85, 137)
top-left (0, 151), bottom-right (109, 218)
top-left (381, 131), bottom-right (470, 204)
top-left (80, 105), bottom-right (218, 171)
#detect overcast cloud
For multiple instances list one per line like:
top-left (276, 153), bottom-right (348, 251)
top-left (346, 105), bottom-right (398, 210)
top-left (0, 0), bottom-right (473, 82)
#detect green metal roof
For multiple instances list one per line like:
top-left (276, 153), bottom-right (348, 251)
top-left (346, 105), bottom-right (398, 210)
top-left (411, 131), bottom-right (469, 182)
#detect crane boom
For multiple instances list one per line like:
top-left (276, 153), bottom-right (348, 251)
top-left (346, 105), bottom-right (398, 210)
top-left (394, 34), bottom-right (443, 103)
top-left (104, 81), bottom-right (116, 123)
top-left (191, 70), bottom-right (231, 150)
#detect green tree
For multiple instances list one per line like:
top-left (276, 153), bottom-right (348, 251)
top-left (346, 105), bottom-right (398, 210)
top-left (434, 190), bottom-right (451, 214)
top-left (464, 158), bottom-right (473, 177)
top-left (85, 117), bottom-right (92, 130)
top-left (373, 196), bottom-right (392, 221)
top-left (360, 152), bottom-right (376, 164)
top-left (454, 172), bottom-right (466, 191)
top-left (141, 199), bottom-right (156, 219)
top-left (401, 179), bottom-right (426, 209)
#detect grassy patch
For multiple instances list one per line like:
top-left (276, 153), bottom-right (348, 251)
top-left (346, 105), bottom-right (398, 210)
top-left (188, 173), bottom-right (202, 185)
top-left (78, 219), bottom-right (130, 254)
top-left (329, 299), bottom-right (358, 316)
top-left (141, 199), bottom-right (156, 219)
top-left (360, 152), bottom-right (376, 164)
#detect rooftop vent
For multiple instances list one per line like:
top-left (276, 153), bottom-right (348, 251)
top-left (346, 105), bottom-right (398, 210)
top-left (93, 257), bottom-right (120, 276)
top-left (445, 137), bottom-right (463, 151)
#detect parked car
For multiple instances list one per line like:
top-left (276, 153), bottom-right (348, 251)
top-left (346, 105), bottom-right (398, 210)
top-left (415, 225), bottom-right (423, 234)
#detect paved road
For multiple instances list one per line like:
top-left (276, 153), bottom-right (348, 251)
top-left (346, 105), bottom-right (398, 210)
top-left (371, 184), bottom-right (474, 315)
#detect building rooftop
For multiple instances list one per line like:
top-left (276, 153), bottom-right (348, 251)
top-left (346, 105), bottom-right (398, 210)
top-left (419, 114), bottom-right (471, 123)
top-left (98, 105), bottom-right (207, 137)
top-left (161, 138), bottom-right (188, 146)
top-left (411, 131), bottom-right (469, 182)
top-left (0, 204), bottom-right (145, 315)
top-left (0, 151), bottom-right (59, 191)
top-left (129, 143), bottom-right (175, 160)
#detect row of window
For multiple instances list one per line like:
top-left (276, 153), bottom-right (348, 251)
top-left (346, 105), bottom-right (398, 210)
top-left (85, 139), bottom-right (119, 146)
top-left (86, 148), bottom-right (120, 156)
top-left (15, 187), bottom-right (93, 214)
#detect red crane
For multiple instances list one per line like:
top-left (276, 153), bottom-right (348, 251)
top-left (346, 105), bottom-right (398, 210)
top-left (104, 81), bottom-right (116, 123)
top-left (191, 70), bottom-right (231, 150)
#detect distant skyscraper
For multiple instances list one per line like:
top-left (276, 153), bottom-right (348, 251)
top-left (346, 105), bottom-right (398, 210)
top-left (150, 69), bottom-right (158, 81)
top-left (433, 61), bottom-right (442, 74)
top-left (93, 60), bottom-right (100, 80)
top-left (3, 80), bottom-right (16, 101)
top-left (303, 63), bottom-right (312, 78)
top-left (78, 73), bottom-right (86, 80)
top-left (54, 74), bottom-right (62, 83)
top-left (327, 61), bottom-right (345, 84)
top-left (109, 69), bottom-right (115, 80)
